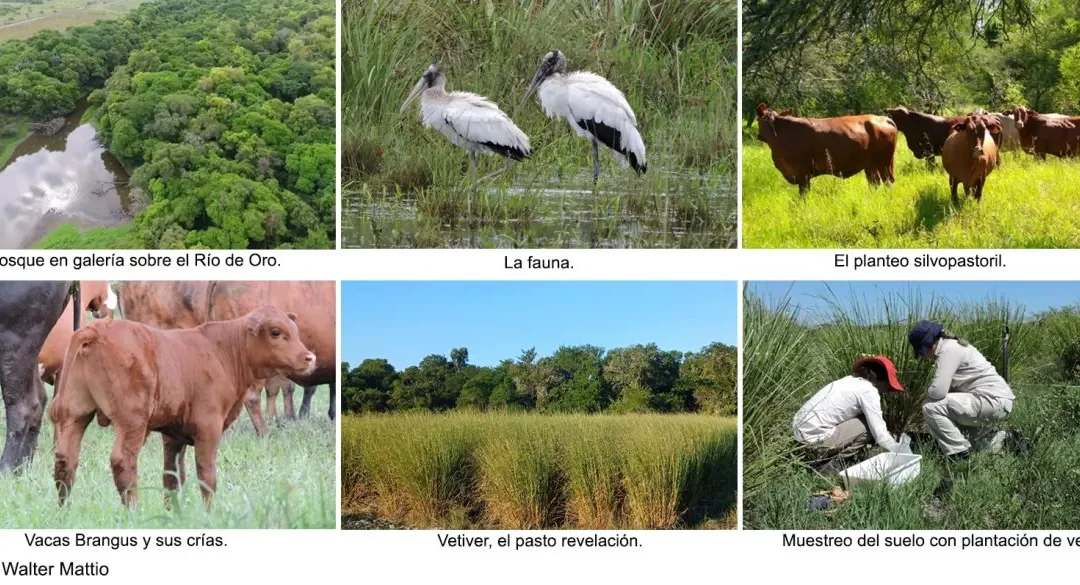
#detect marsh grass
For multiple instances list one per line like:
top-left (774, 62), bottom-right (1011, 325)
top-left (742, 135), bottom-right (1080, 248)
top-left (0, 387), bottom-right (335, 529)
top-left (342, 0), bottom-right (737, 248)
top-left (341, 412), bottom-right (737, 529)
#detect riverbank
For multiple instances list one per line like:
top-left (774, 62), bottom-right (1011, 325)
top-left (0, 119), bottom-right (30, 167)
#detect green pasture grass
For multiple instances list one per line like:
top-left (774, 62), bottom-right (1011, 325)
top-left (341, 412), bottom-right (737, 529)
top-left (742, 135), bottom-right (1080, 248)
top-left (0, 118), bottom-right (29, 166)
top-left (341, 0), bottom-right (737, 248)
top-left (0, 385), bottom-right (335, 529)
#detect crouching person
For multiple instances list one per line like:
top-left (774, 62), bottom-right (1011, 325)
top-left (793, 356), bottom-right (906, 468)
top-left (909, 320), bottom-right (1021, 461)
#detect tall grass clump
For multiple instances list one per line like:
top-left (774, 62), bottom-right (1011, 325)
top-left (741, 291), bottom-right (814, 501)
top-left (622, 416), bottom-right (736, 528)
top-left (563, 417), bottom-right (624, 528)
top-left (343, 413), bottom-right (477, 526)
top-left (476, 419), bottom-right (564, 529)
top-left (341, 412), bottom-right (737, 529)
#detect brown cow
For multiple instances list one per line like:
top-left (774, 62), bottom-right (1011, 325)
top-left (114, 281), bottom-right (337, 437)
top-left (48, 305), bottom-right (316, 508)
top-left (1009, 107), bottom-right (1080, 159)
top-left (756, 104), bottom-right (897, 194)
top-left (38, 281), bottom-right (116, 387)
top-left (884, 106), bottom-right (966, 163)
top-left (942, 115), bottom-right (1001, 204)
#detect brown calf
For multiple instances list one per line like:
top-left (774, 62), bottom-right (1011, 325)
top-left (942, 115), bottom-right (1001, 204)
top-left (756, 104), bottom-right (897, 194)
top-left (38, 281), bottom-right (115, 387)
top-left (48, 305), bottom-right (316, 508)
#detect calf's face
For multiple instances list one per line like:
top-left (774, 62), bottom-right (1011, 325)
top-left (244, 306), bottom-right (317, 377)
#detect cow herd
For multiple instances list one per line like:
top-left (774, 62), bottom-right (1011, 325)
top-left (0, 281), bottom-right (337, 510)
top-left (755, 103), bottom-right (1080, 201)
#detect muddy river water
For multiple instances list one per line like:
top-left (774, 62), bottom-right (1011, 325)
top-left (0, 98), bottom-right (131, 249)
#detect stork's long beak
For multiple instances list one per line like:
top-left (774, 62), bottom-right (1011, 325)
top-left (518, 70), bottom-right (544, 113)
top-left (400, 78), bottom-right (426, 114)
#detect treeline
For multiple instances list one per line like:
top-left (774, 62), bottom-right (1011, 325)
top-left (2, 0), bottom-right (335, 249)
top-left (743, 0), bottom-right (1080, 119)
top-left (342, 343), bottom-right (737, 416)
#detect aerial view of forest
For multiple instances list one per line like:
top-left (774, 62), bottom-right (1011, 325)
top-left (0, 0), bottom-right (335, 249)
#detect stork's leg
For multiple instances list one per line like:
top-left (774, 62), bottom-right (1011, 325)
top-left (591, 137), bottom-right (601, 182)
top-left (469, 151), bottom-right (478, 177)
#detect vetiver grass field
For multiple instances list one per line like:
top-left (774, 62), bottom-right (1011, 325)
top-left (0, 385), bottom-right (335, 529)
top-left (744, 284), bottom-right (1080, 530)
top-left (742, 134), bottom-right (1080, 249)
top-left (342, 412), bottom-right (737, 529)
top-left (342, 0), bottom-right (737, 248)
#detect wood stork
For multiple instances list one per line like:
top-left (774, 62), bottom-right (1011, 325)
top-left (400, 64), bottom-right (531, 182)
top-left (522, 49), bottom-right (647, 181)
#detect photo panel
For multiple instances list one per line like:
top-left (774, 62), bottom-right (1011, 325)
top-left (743, 280), bottom-right (1079, 530)
top-left (0, 0), bottom-right (336, 250)
top-left (741, 1), bottom-right (1080, 249)
top-left (0, 280), bottom-right (336, 529)
top-left (340, 280), bottom-right (737, 529)
top-left (341, 0), bottom-right (737, 249)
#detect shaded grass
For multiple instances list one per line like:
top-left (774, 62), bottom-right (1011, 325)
top-left (0, 385), bottom-right (335, 529)
top-left (342, 412), bottom-right (737, 529)
top-left (742, 135), bottom-right (1080, 248)
top-left (342, 0), bottom-right (736, 248)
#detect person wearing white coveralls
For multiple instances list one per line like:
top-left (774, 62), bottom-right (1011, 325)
top-left (908, 319), bottom-right (1015, 461)
top-left (792, 356), bottom-right (906, 460)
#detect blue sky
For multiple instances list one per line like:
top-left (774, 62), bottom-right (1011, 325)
top-left (342, 281), bottom-right (737, 368)
top-left (749, 281), bottom-right (1080, 318)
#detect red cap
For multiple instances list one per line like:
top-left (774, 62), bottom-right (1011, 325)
top-left (852, 355), bottom-right (904, 392)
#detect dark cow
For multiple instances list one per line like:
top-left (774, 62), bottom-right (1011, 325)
top-left (114, 281), bottom-right (336, 437)
top-left (0, 282), bottom-right (78, 474)
top-left (756, 104), bottom-right (897, 194)
top-left (49, 305), bottom-right (316, 508)
top-left (1008, 107), bottom-right (1080, 159)
top-left (884, 106), bottom-right (965, 163)
top-left (39, 281), bottom-right (116, 387)
top-left (942, 115), bottom-right (1002, 203)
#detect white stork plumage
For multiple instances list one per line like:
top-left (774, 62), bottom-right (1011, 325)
top-left (400, 64), bottom-right (531, 181)
top-left (522, 49), bottom-right (647, 180)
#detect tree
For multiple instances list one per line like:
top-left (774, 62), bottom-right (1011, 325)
top-left (680, 343), bottom-right (738, 416)
top-left (545, 345), bottom-right (607, 412)
top-left (450, 347), bottom-right (469, 370)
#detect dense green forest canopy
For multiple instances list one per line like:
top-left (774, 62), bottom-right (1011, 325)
top-left (342, 342), bottom-right (738, 416)
top-left (743, 0), bottom-right (1080, 120)
top-left (0, 0), bottom-right (335, 249)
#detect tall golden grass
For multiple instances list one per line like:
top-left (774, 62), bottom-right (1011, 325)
top-left (341, 412), bottom-right (737, 529)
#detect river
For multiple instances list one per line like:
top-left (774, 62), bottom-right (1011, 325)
top-left (0, 98), bottom-right (132, 249)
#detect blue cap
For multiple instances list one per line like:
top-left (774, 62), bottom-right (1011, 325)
top-left (908, 320), bottom-right (944, 357)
